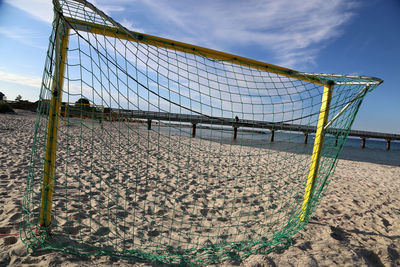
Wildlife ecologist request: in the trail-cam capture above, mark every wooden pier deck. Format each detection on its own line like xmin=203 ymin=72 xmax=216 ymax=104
xmin=102 ymin=109 xmax=400 ymax=150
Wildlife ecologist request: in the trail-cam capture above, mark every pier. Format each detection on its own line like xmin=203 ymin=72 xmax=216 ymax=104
xmin=98 ymin=109 xmax=400 ymax=150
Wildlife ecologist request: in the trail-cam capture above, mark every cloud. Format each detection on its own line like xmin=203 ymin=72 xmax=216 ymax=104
xmin=5 ymin=0 xmax=359 ymax=94
xmin=90 ymin=0 xmax=129 ymax=15
xmin=5 ymin=0 xmax=53 ymax=24
xmin=0 ymin=71 xmax=42 ymax=88
xmin=119 ymin=18 xmax=146 ymax=33
xmin=136 ymin=0 xmax=359 ymax=68
xmin=5 ymin=0 xmax=359 ymax=69
xmin=4 ymin=0 xmax=126 ymax=25
xmin=0 ymin=27 xmax=47 ymax=50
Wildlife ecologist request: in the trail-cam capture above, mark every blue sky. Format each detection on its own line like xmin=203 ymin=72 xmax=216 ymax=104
xmin=0 ymin=0 xmax=399 ymax=133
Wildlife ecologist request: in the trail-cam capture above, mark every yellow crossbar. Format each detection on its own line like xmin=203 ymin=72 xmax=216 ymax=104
xmin=39 ymin=27 xmax=70 ymax=227
xmin=300 ymin=84 xmax=333 ymax=221
xmin=64 ymin=17 xmax=327 ymax=87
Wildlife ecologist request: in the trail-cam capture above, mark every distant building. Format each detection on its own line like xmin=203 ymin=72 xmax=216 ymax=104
xmin=0 ymin=92 xmax=4 ymax=101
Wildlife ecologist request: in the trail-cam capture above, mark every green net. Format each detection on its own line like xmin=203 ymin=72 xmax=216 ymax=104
xmin=21 ymin=0 xmax=382 ymax=264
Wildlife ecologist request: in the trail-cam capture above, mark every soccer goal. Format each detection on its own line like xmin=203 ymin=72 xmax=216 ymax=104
xmin=21 ymin=0 xmax=382 ymax=264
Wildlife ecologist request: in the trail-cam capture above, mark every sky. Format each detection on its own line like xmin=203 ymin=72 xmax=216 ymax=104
xmin=0 ymin=0 xmax=399 ymax=133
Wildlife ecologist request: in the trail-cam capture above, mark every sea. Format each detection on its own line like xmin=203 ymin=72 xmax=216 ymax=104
xmin=143 ymin=124 xmax=400 ymax=152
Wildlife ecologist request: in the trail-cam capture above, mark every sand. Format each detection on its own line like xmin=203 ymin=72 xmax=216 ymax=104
xmin=0 ymin=109 xmax=399 ymax=266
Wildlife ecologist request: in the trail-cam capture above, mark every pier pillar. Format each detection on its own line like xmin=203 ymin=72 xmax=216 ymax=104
xmin=386 ymin=139 xmax=391 ymax=151
xmin=304 ymin=133 xmax=308 ymax=144
xmin=361 ymin=138 xmax=366 ymax=149
xmin=147 ymin=119 xmax=152 ymax=130
xmin=270 ymin=130 xmax=275 ymax=142
xmin=335 ymin=135 xmax=338 ymax=147
xmin=192 ymin=123 xmax=197 ymax=137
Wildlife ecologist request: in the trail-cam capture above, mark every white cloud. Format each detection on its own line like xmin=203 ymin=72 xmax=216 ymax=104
xmin=0 ymin=27 xmax=47 ymax=50
xmin=4 ymin=0 xmax=125 ymax=25
xmin=0 ymin=71 xmax=42 ymax=88
xmin=136 ymin=0 xmax=358 ymax=68
xmin=5 ymin=0 xmax=53 ymax=24
xmin=119 ymin=18 xmax=145 ymax=33
xmin=5 ymin=0 xmax=359 ymax=74
xmin=92 ymin=2 xmax=125 ymax=14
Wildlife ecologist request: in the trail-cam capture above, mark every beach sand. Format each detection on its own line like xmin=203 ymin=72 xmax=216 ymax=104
xmin=1 ymin=110 xmax=399 ymax=266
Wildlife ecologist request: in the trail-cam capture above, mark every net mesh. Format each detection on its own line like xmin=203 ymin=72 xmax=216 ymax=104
xmin=21 ymin=0 xmax=382 ymax=264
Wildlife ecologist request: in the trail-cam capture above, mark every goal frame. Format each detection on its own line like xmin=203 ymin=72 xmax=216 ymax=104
xmin=39 ymin=0 xmax=382 ymax=229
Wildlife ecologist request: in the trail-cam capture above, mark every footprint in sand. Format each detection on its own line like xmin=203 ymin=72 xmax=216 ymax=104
xmin=329 ymin=226 xmax=348 ymax=242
